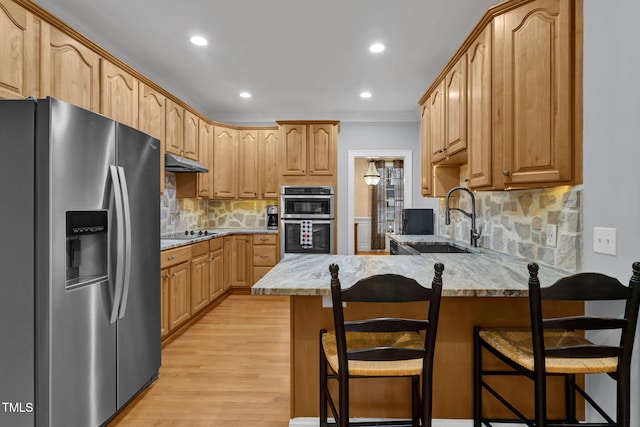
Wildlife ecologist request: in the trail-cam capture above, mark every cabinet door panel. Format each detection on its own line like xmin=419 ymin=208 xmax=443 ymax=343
xmin=429 ymin=81 xmax=446 ymax=162
xmin=260 ymin=129 xmax=279 ymax=199
xmin=169 ymin=262 xmax=190 ymax=331
xmin=139 ymin=83 xmax=165 ymax=193
xmin=183 ymin=110 xmax=199 ymax=160
xmin=420 ymin=103 xmax=432 ymax=196
xmin=190 ymin=254 xmax=209 ymax=314
xmin=309 ymin=124 xmax=333 ymax=175
xmin=467 ymin=26 xmax=492 ymax=188
xmin=501 ymin=0 xmax=571 ymax=185
xmin=0 ymin=0 xmax=36 ymax=99
xmin=208 ymin=249 xmax=224 ymax=301
xmin=281 ymin=124 xmax=306 ymax=175
xmin=238 ymin=129 xmax=259 ymax=198
xmin=445 ymin=55 xmax=467 ymax=156
xmin=41 ymin=24 xmax=100 ymax=112
xmin=213 ymin=126 xmax=238 ymax=198
xmin=165 ymin=99 xmax=184 ymax=156
xmin=160 ymin=269 xmax=169 ymax=339
xmin=100 ymin=60 xmax=138 ymax=128
xmin=198 ymin=120 xmax=213 ymax=198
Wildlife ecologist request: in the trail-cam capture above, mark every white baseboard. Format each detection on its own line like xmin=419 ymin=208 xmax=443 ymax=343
xmin=289 ymin=417 xmax=521 ymax=427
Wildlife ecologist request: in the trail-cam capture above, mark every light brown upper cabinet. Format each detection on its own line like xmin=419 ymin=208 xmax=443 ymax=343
xmin=100 ymin=60 xmax=138 ymax=129
xmin=165 ymin=99 xmax=199 ymax=162
xmin=138 ymin=83 xmax=166 ymax=193
xmin=419 ymin=0 xmax=581 ymax=194
xmin=40 ymin=23 xmax=100 ymax=112
xmin=466 ymin=25 xmax=492 ymax=189
xmin=198 ymin=120 xmax=213 ymax=198
xmin=259 ymin=128 xmax=279 ymax=199
xmin=420 ymin=103 xmax=432 ymax=197
xmin=0 ymin=0 xmax=37 ymax=99
xmin=238 ymin=129 xmax=259 ymax=199
xmin=443 ymin=54 xmax=467 ymax=163
xmin=428 ymin=82 xmax=446 ymax=163
xmin=277 ymin=121 xmax=339 ymax=187
xmin=213 ymin=126 xmax=238 ymax=199
xmin=165 ymin=99 xmax=184 ymax=157
xmin=183 ymin=110 xmax=199 ymax=161
xmin=495 ymin=0 xmax=573 ymax=187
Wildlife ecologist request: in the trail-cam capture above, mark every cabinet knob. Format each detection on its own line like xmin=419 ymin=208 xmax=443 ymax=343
xmin=503 ymin=170 xmax=510 ymax=177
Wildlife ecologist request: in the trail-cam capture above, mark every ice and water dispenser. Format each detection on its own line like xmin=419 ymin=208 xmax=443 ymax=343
xmin=65 ymin=210 xmax=108 ymax=289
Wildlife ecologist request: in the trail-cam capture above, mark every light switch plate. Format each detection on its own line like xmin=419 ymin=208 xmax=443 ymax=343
xmin=593 ymin=227 xmax=617 ymax=256
xmin=546 ymin=224 xmax=557 ymax=247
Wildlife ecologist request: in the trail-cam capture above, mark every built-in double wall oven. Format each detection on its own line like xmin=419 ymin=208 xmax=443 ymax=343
xmin=280 ymin=186 xmax=334 ymax=257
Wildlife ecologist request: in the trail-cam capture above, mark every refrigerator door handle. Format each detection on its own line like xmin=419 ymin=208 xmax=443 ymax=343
xmin=109 ymin=165 xmax=126 ymax=324
xmin=117 ymin=166 xmax=132 ymax=319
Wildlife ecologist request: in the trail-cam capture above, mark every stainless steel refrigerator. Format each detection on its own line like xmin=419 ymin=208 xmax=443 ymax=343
xmin=0 ymin=97 xmax=161 ymax=427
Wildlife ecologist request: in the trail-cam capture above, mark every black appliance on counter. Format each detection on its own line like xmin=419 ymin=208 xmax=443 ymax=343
xmin=402 ymin=208 xmax=434 ymax=235
xmin=267 ymin=205 xmax=278 ymax=229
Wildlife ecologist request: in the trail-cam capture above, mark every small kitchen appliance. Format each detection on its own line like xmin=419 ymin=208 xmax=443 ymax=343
xmin=267 ymin=205 xmax=278 ymax=229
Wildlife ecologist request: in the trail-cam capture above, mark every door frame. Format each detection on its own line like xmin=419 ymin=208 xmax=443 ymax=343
xmin=347 ymin=150 xmax=412 ymax=254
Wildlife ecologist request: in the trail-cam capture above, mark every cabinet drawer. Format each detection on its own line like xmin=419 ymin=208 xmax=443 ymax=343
xmin=253 ymin=266 xmax=273 ymax=283
xmin=161 ymin=246 xmax=192 ymax=269
xmin=209 ymin=237 xmax=223 ymax=252
xmin=252 ymin=234 xmax=277 ymax=245
xmin=253 ymin=246 xmax=276 ymax=266
xmin=191 ymin=241 xmax=209 ymax=257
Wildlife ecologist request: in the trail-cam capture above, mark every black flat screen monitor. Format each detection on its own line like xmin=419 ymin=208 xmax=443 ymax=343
xmin=402 ymin=208 xmax=434 ymax=235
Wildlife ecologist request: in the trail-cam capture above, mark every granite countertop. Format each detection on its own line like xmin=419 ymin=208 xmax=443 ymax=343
xmin=161 ymin=228 xmax=277 ymax=251
xmin=251 ymin=235 xmax=572 ymax=297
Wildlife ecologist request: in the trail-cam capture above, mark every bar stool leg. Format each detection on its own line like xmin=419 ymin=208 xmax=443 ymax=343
xmin=473 ymin=327 xmax=483 ymax=427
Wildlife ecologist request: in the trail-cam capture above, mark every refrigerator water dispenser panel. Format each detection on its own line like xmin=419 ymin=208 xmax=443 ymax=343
xmin=66 ymin=210 xmax=108 ymax=289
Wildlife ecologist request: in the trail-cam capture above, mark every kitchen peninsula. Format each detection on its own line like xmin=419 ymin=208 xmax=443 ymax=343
xmin=252 ymin=245 xmax=583 ymax=421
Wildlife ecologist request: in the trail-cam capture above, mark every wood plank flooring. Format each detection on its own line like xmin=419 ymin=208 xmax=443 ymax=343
xmin=108 ymin=294 xmax=291 ymax=427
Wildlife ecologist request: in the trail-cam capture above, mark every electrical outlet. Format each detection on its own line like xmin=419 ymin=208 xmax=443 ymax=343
xmin=546 ymin=224 xmax=557 ymax=247
xmin=593 ymin=227 xmax=617 ymax=256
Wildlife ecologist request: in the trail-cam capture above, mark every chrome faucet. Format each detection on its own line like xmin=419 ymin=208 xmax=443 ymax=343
xmin=445 ymin=186 xmax=481 ymax=247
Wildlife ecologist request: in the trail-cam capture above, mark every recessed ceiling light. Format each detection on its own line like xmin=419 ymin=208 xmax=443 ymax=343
xmin=190 ymin=36 xmax=208 ymax=46
xmin=360 ymin=92 xmax=372 ymax=99
xmin=239 ymin=92 xmax=252 ymax=99
xmin=369 ymin=43 xmax=385 ymax=53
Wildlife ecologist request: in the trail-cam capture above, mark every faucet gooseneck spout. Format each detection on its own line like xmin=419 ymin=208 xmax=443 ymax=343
xmin=445 ymin=186 xmax=481 ymax=247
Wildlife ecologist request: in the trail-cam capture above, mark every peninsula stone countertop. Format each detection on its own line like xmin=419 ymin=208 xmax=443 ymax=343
xmin=252 ymin=236 xmax=572 ymax=297
xmin=161 ymin=228 xmax=277 ymax=251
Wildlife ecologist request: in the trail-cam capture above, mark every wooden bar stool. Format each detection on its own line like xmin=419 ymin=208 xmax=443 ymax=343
xmin=474 ymin=262 xmax=640 ymax=427
xmin=319 ymin=262 xmax=444 ymax=427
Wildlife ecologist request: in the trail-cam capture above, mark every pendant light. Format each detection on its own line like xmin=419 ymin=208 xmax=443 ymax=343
xmin=364 ymin=160 xmax=380 ymax=186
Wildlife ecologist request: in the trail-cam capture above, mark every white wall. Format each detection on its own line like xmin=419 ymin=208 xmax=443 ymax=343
xmin=583 ymin=0 xmax=640 ymax=423
xmin=336 ymin=121 xmax=439 ymax=254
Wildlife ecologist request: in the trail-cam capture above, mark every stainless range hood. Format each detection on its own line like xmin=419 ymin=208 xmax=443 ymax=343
xmin=164 ymin=153 xmax=208 ymax=173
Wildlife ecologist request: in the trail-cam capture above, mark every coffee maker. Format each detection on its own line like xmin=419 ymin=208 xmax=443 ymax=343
xmin=266 ymin=205 xmax=278 ymax=229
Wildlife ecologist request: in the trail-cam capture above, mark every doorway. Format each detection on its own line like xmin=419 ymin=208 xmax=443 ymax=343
xmin=347 ymin=150 xmax=412 ymax=255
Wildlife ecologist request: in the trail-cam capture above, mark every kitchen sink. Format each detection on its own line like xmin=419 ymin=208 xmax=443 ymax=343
xmin=392 ymin=241 xmax=477 ymax=255
xmin=407 ymin=243 xmax=473 ymax=253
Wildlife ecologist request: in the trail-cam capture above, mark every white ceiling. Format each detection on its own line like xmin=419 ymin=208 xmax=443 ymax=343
xmin=33 ymin=0 xmax=500 ymax=123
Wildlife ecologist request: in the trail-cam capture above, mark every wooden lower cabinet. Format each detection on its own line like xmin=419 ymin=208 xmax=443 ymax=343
xmin=190 ymin=241 xmax=210 ymax=315
xmin=223 ymin=236 xmax=232 ymax=291
xmin=168 ymin=261 xmax=191 ymax=332
xmin=252 ymin=234 xmax=278 ymax=283
xmin=160 ymin=268 xmax=170 ymax=339
xmin=231 ymin=235 xmax=252 ymax=288
xmin=208 ymin=237 xmax=225 ymax=300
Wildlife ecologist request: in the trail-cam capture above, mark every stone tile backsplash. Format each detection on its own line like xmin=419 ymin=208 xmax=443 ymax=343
xmin=438 ymin=185 xmax=583 ymax=272
xmin=160 ymin=173 xmax=275 ymax=234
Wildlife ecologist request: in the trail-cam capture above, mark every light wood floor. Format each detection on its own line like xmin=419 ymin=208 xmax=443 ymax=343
xmin=108 ymin=294 xmax=291 ymax=427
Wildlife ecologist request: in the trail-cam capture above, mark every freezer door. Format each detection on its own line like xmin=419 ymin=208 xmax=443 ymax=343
xmin=46 ymin=98 xmax=117 ymax=427
xmin=0 ymin=100 xmax=36 ymax=427
xmin=115 ymin=123 xmax=161 ymax=408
